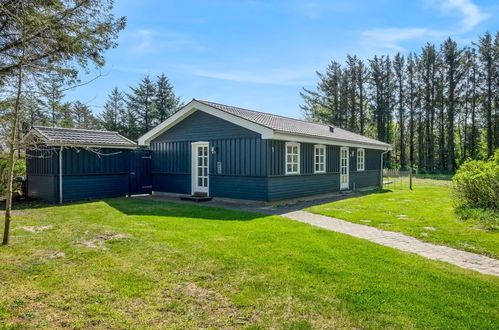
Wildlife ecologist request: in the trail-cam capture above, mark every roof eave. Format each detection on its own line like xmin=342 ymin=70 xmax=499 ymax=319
xmin=272 ymin=131 xmax=392 ymax=150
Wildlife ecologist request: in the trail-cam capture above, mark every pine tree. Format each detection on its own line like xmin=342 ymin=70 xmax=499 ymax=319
xmin=477 ymin=32 xmax=495 ymax=157
xmin=38 ymin=74 xmax=66 ymax=126
xmin=73 ymin=101 xmax=98 ymax=129
xmin=100 ymin=87 xmax=125 ymax=132
xmin=155 ymin=73 xmax=182 ymax=123
xmin=406 ymin=53 xmax=418 ymax=168
xmin=442 ymin=38 xmax=463 ymax=171
xmin=394 ymin=53 xmax=406 ymax=168
xmin=59 ymin=102 xmax=74 ymax=128
xmin=126 ymin=76 xmax=157 ymax=136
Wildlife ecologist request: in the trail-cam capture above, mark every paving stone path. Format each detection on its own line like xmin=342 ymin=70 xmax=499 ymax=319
xmin=282 ymin=210 xmax=499 ymax=277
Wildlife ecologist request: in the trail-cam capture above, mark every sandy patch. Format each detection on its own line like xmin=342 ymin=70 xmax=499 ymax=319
xmin=75 ymin=233 xmax=130 ymax=250
xmin=20 ymin=225 xmax=53 ymax=233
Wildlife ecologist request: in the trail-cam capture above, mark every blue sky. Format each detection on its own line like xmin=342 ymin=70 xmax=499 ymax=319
xmin=68 ymin=0 xmax=499 ymax=119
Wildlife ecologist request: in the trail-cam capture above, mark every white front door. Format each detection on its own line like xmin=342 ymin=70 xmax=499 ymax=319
xmin=191 ymin=142 xmax=209 ymax=195
xmin=340 ymin=147 xmax=349 ymax=190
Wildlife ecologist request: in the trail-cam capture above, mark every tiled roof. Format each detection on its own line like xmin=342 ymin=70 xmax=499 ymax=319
xmin=31 ymin=126 xmax=136 ymax=148
xmin=196 ymin=100 xmax=390 ymax=148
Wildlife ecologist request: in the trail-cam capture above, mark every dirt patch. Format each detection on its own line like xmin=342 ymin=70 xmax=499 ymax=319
xmin=75 ymin=233 xmax=130 ymax=250
xmin=20 ymin=225 xmax=53 ymax=233
xmin=157 ymin=281 xmax=253 ymax=327
xmin=47 ymin=252 xmax=66 ymax=259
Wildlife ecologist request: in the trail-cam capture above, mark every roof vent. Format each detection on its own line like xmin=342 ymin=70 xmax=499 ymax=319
xmin=329 ymin=125 xmax=335 ymax=133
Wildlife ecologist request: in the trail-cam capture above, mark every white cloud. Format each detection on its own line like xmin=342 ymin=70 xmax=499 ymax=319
xmin=134 ymin=29 xmax=154 ymax=52
xmin=439 ymin=0 xmax=490 ymax=32
xmin=361 ymin=28 xmax=432 ymax=52
xmin=192 ymin=68 xmax=315 ymax=86
xmin=361 ymin=0 xmax=489 ymax=52
xmin=130 ymin=29 xmax=207 ymax=53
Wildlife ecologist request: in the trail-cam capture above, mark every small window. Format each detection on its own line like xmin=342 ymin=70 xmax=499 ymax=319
xmin=285 ymin=142 xmax=300 ymax=175
xmin=357 ymin=148 xmax=365 ymax=171
xmin=314 ymin=145 xmax=326 ymax=173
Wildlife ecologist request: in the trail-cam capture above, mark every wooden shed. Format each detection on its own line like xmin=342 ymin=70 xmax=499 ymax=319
xmin=23 ymin=126 xmax=151 ymax=203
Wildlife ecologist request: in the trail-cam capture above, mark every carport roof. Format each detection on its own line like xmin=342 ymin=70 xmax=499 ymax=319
xmin=24 ymin=126 xmax=137 ymax=148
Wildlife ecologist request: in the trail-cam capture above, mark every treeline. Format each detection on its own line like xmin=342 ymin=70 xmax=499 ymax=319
xmin=19 ymin=73 xmax=182 ymax=141
xmin=301 ymin=32 xmax=499 ymax=172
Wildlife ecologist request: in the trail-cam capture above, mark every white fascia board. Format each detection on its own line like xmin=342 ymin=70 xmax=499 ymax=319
xmin=138 ymin=100 xmax=274 ymax=145
xmin=271 ymin=132 xmax=392 ymax=151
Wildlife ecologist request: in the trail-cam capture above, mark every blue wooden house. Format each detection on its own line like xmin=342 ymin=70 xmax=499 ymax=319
xmin=139 ymin=99 xmax=391 ymax=201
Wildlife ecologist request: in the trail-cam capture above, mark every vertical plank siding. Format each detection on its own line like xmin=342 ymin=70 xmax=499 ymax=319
xmin=149 ymin=109 xmax=384 ymax=202
xmin=27 ymin=148 xmax=151 ymax=202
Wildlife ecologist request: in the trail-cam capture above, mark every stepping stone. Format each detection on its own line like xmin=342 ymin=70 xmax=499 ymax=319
xmin=423 ymin=226 xmax=436 ymax=231
xmin=420 ymin=232 xmax=429 ymax=237
xmin=359 ymin=220 xmax=371 ymax=223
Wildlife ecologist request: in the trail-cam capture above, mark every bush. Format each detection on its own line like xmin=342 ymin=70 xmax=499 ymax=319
xmin=0 ymin=153 xmax=26 ymax=198
xmin=452 ymin=150 xmax=499 ymax=229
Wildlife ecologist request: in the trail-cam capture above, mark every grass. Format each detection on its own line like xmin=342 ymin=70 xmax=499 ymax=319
xmin=0 ymin=199 xmax=497 ymax=328
xmin=307 ymin=179 xmax=499 ymax=258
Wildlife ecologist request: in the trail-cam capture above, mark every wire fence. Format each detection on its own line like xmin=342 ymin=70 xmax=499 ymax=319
xmin=382 ymin=168 xmax=454 ymax=190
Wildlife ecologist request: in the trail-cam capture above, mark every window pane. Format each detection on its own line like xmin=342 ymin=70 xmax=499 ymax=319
xmin=204 ymin=178 xmax=208 ymax=186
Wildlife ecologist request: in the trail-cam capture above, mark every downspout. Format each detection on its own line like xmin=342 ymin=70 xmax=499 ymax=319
xmin=59 ymin=146 xmax=63 ymax=204
xmin=380 ymin=149 xmax=389 ymax=188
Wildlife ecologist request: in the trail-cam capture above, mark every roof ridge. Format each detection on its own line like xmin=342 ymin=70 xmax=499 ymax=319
xmin=195 ymin=99 xmax=336 ymax=129
xmin=33 ymin=125 xmax=119 ymax=134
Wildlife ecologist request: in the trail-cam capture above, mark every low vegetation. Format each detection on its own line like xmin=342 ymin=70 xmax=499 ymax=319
xmin=0 ymin=154 xmax=25 ymax=197
xmin=452 ymin=151 xmax=499 ymax=230
xmin=0 ymin=198 xmax=497 ymax=328
xmin=308 ymin=179 xmax=499 ymax=258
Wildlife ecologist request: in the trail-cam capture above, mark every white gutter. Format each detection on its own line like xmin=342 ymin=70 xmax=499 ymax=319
xmin=380 ymin=149 xmax=389 ymax=187
xmin=59 ymin=146 xmax=63 ymax=204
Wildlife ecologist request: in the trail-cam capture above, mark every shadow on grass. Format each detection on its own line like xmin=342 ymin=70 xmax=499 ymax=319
xmin=104 ymin=197 xmax=263 ymax=221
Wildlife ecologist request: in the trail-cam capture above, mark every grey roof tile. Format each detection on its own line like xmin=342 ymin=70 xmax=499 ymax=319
xmin=196 ymin=99 xmax=390 ymax=148
xmin=32 ymin=126 xmax=136 ymax=147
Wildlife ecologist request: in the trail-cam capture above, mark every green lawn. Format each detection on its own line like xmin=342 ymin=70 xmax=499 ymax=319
xmin=307 ymin=182 xmax=499 ymax=258
xmin=0 ymin=198 xmax=498 ymax=328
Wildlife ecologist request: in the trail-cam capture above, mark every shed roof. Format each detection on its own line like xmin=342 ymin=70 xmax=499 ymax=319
xmin=195 ymin=100 xmax=391 ymax=148
xmin=25 ymin=126 xmax=137 ymax=148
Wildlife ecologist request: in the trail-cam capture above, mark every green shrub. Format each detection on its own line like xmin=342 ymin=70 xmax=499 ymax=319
xmin=453 ymin=150 xmax=499 ymax=210
xmin=0 ymin=154 xmax=26 ymax=197
xmin=452 ymin=150 xmax=499 ymax=229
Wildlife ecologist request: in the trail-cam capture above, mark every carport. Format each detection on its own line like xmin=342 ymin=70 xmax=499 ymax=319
xmin=22 ymin=126 xmax=151 ymax=203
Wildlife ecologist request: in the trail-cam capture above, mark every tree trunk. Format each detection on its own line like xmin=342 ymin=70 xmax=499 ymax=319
xmin=3 ymin=62 xmax=23 ymax=246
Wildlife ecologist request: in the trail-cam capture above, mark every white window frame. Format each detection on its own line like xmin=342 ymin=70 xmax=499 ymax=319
xmin=314 ymin=144 xmax=326 ymax=173
xmin=357 ymin=148 xmax=365 ymax=171
xmin=285 ymin=142 xmax=300 ymax=175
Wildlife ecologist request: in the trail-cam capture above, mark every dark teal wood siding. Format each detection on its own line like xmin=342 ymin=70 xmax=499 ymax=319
xmin=154 ymin=110 xmax=260 ymax=142
xmin=268 ymin=174 xmax=340 ymax=201
xmin=349 ymin=170 xmax=381 ymax=189
xmin=326 ymin=145 xmax=340 ymax=173
xmin=27 ymin=175 xmax=58 ymax=202
xmin=211 ymin=176 xmax=267 ymax=201
xmin=150 ymin=110 xmax=268 ymax=200
xmin=62 ymin=174 xmax=129 ymax=201
xmin=149 ymin=110 xmax=384 ymax=201
xmin=26 ymin=148 xmax=149 ymax=202
xmin=153 ymin=173 xmax=191 ymax=194
xmin=26 ymin=147 xmax=59 ymax=202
